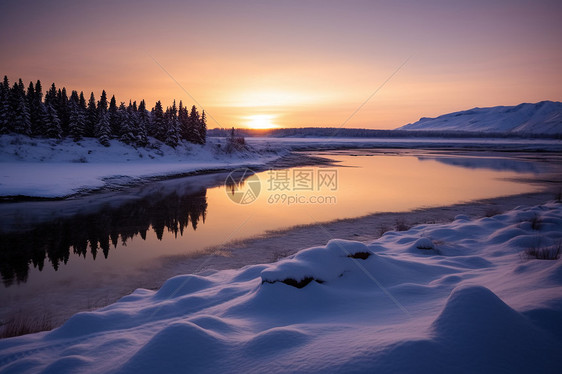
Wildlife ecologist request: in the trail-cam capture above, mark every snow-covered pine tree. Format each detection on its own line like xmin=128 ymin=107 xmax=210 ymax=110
xmin=44 ymin=83 xmax=57 ymax=107
xmin=26 ymin=81 xmax=39 ymax=134
xmin=199 ymin=110 xmax=207 ymax=144
xmin=10 ymin=81 xmax=31 ymax=135
xmin=86 ymin=92 xmax=98 ymax=137
xmin=178 ymin=100 xmax=189 ymax=141
xmin=97 ymin=90 xmax=108 ymax=114
xmin=69 ymin=91 xmax=87 ymax=141
xmin=36 ymin=101 xmax=50 ymax=137
xmin=45 ymin=103 xmax=62 ymax=139
xmin=118 ymin=102 xmax=135 ymax=144
xmin=188 ymin=105 xmax=201 ymax=144
xmin=0 ymin=77 xmax=9 ymax=134
xmin=163 ymin=104 xmax=179 ymax=147
xmin=78 ymin=91 xmax=87 ymax=111
xmin=136 ymin=99 xmax=149 ymax=146
xmin=108 ymin=95 xmax=119 ymax=137
xmin=32 ymin=80 xmax=43 ymax=136
xmin=57 ymin=87 xmax=70 ymax=135
xmin=150 ymin=100 xmax=165 ymax=141
xmin=165 ymin=117 xmax=180 ymax=147
xmin=95 ymin=111 xmax=111 ymax=146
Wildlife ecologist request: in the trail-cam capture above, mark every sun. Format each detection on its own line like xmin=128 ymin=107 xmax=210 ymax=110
xmin=244 ymin=114 xmax=279 ymax=129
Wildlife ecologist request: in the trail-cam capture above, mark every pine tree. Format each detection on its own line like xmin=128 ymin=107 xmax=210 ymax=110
xmin=163 ymin=101 xmax=180 ymax=147
xmin=35 ymin=102 xmax=49 ymax=137
xmin=136 ymin=99 xmax=149 ymax=146
xmin=26 ymin=81 xmax=38 ymax=133
xmin=45 ymin=83 xmax=57 ymax=107
xmin=86 ymin=92 xmax=98 ymax=137
xmin=79 ymin=91 xmax=86 ymax=110
xmin=69 ymin=92 xmax=86 ymax=141
xmin=97 ymin=90 xmax=108 ymax=114
xmin=199 ymin=110 xmax=207 ymax=144
xmin=32 ymin=80 xmax=43 ymax=136
xmin=150 ymin=100 xmax=165 ymax=141
xmin=108 ymin=95 xmax=119 ymax=136
xmin=57 ymin=87 xmax=69 ymax=135
xmin=45 ymin=103 xmax=62 ymax=138
xmin=34 ymin=80 xmax=43 ymax=103
xmin=95 ymin=111 xmax=111 ymax=146
xmin=118 ymin=102 xmax=135 ymax=144
xmin=1 ymin=76 xmax=8 ymax=92
xmin=10 ymin=82 xmax=31 ymax=135
xmin=188 ymin=105 xmax=201 ymax=144
xmin=0 ymin=76 xmax=9 ymax=133
xmin=178 ymin=100 xmax=189 ymax=141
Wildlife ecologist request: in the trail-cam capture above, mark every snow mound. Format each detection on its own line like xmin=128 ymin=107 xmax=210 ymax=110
xmin=1 ymin=203 xmax=562 ymax=373
xmin=398 ymin=101 xmax=562 ymax=134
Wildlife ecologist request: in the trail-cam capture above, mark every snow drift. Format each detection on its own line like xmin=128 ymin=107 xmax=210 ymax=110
xmin=398 ymin=101 xmax=562 ymax=134
xmin=0 ymin=202 xmax=561 ymax=373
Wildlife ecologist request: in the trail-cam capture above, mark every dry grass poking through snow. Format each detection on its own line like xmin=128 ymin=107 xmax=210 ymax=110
xmin=0 ymin=314 xmax=52 ymax=339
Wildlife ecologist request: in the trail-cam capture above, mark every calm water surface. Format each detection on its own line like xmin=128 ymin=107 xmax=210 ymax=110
xmin=0 ymin=150 xmax=556 ymax=307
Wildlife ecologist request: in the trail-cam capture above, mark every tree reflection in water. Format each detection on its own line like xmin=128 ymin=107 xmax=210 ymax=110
xmin=0 ymin=188 xmax=208 ymax=287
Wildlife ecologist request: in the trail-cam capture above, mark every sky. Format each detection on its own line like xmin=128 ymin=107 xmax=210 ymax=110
xmin=1 ymin=0 xmax=561 ymax=130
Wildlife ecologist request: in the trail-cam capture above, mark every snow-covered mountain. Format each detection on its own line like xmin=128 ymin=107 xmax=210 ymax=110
xmin=398 ymin=101 xmax=562 ymax=134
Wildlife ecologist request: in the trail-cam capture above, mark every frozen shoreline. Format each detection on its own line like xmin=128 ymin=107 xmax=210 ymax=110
xmin=1 ymin=134 xmax=561 ymax=199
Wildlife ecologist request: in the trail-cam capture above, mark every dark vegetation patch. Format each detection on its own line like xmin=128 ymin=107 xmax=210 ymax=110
xmin=262 ymin=277 xmax=324 ymax=289
xmin=395 ymin=219 xmax=410 ymax=232
xmin=522 ymin=242 xmax=561 ymax=260
xmin=347 ymin=251 xmax=371 ymax=259
xmin=0 ymin=314 xmax=52 ymax=339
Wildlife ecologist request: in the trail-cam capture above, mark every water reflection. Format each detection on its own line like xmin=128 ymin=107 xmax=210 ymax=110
xmin=0 ymin=151 xmax=553 ymax=291
xmin=417 ymin=155 xmax=546 ymax=173
xmin=0 ymin=188 xmax=207 ymax=286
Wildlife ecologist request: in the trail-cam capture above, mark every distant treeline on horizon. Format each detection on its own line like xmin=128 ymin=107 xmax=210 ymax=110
xmin=209 ymin=127 xmax=562 ymax=139
xmin=0 ymin=76 xmax=207 ymax=147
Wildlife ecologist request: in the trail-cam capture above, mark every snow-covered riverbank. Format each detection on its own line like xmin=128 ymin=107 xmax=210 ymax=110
xmin=0 ymin=135 xmax=283 ymax=198
xmin=2 ymin=134 xmax=562 ymax=198
xmin=1 ymin=200 xmax=561 ymax=373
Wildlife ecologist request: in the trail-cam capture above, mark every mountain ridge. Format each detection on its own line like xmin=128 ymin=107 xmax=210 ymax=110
xmin=398 ymin=101 xmax=562 ymax=134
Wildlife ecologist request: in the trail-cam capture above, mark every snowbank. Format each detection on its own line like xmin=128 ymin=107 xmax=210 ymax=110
xmin=1 ymin=202 xmax=561 ymax=373
xmin=0 ymin=135 xmax=282 ymax=198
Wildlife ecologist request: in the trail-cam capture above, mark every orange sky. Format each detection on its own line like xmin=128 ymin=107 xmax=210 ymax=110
xmin=1 ymin=0 xmax=561 ymax=129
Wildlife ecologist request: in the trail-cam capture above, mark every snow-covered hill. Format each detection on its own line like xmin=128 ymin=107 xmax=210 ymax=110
xmin=398 ymin=101 xmax=562 ymax=134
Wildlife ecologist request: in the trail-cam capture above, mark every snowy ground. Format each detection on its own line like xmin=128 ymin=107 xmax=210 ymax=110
xmin=0 ymin=135 xmax=283 ymax=198
xmin=1 ymin=201 xmax=561 ymax=373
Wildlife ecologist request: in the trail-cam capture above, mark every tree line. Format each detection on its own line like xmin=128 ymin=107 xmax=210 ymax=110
xmin=0 ymin=76 xmax=207 ymax=147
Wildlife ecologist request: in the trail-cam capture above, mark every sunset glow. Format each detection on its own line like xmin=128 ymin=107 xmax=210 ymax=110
xmin=244 ymin=114 xmax=279 ymax=129
xmin=0 ymin=0 xmax=560 ymax=129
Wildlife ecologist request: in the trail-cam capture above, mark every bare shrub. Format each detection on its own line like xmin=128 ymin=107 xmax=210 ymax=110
xmin=522 ymin=242 xmax=561 ymax=260
xmin=377 ymin=224 xmax=390 ymax=237
xmin=395 ymin=219 xmax=410 ymax=232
